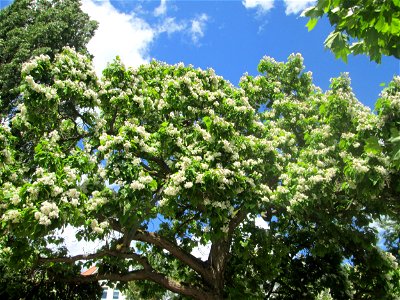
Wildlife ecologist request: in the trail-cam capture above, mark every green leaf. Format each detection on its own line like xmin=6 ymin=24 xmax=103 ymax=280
xmin=303 ymin=6 xmax=322 ymax=18
xmin=306 ymin=18 xmax=319 ymax=31
xmin=324 ymin=31 xmax=350 ymax=62
xmin=375 ymin=15 xmax=389 ymax=33
xmin=350 ymin=41 xmax=365 ymax=55
xmin=149 ymin=179 xmax=158 ymax=191
xmin=202 ymin=116 xmax=212 ymax=130
xmin=390 ymin=18 xmax=400 ymax=34
xmin=364 ymin=136 xmax=382 ymax=155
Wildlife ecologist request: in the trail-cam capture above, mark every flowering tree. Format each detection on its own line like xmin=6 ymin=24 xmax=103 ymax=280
xmin=1 ymin=48 xmax=399 ymax=299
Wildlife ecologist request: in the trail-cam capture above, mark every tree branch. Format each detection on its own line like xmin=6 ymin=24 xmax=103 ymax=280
xmin=207 ymin=208 xmax=247 ymax=292
xmin=38 ymin=250 xmax=150 ymax=269
xmin=67 ymin=270 xmax=211 ymax=299
xmin=133 ymin=230 xmax=211 ymax=281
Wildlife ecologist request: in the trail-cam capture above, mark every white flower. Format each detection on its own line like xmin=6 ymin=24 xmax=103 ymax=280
xmin=28 ymin=185 xmax=39 ymax=200
xmin=164 ymin=185 xmax=180 ymax=196
xmin=170 ymin=172 xmax=186 ymax=185
xmin=352 ymin=158 xmax=369 ymax=173
xmin=195 ymin=173 xmax=204 ymax=184
xmin=2 ymin=209 xmax=21 ymax=223
xmin=309 ymin=175 xmax=324 ymax=184
xmin=139 ymin=174 xmax=153 ymax=184
xmin=158 ymin=198 xmax=168 ymax=207
xmin=51 ymin=186 xmax=63 ymax=197
xmin=70 ymin=198 xmax=79 ymax=206
xmin=11 ymin=193 xmax=20 ymax=205
xmin=40 ymin=201 xmax=59 ymax=219
xmin=90 ymin=219 xmax=105 ymax=234
xmin=184 ymin=182 xmax=193 ymax=189
xmin=130 ymin=181 xmax=145 ymax=191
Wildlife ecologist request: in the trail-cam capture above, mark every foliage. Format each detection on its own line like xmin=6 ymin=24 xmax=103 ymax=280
xmin=125 ymin=281 xmax=178 ymax=300
xmin=0 ymin=236 xmax=102 ymax=299
xmin=304 ymin=0 xmax=400 ymax=62
xmin=0 ymin=0 xmax=98 ymax=118
xmin=1 ymin=48 xmax=400 ymax=299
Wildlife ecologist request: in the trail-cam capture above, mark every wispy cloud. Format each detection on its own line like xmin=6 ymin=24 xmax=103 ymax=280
xmin=190 ymin=14 xmax=209 ymax=45
xmin=242 ymin=0 xmax=315 ymax=15
xmin=242 ymin=0 xmax=274 ymax=14
xmin=157 ymin=17 xmax=186 ymax=36
xmin=283 ymin=0 xmax=316 ymax=15
xmin=154 ymin=0 xmax=167 ymax=17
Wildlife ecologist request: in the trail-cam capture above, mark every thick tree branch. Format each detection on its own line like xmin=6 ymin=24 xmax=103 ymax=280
xmin=208 ymin=208 xmax=247 ymax=263
xmin=207 ymin=208 xmax=247 ymax=292
xmin=38 ymin=248 xmax=213 ymax=298
xmin=138 ymin=152 xmax=171 ymax=175
xmin=38 ymin=250 xmax=150 ymax=269
xmin=67 ymin=270 xmax=211 ymax=299
xmin=133 ymin=230 xmax=211 ymax=281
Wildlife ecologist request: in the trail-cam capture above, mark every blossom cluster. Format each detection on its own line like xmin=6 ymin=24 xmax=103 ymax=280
xmin=34 ymin=201 xmax=60 ymax=226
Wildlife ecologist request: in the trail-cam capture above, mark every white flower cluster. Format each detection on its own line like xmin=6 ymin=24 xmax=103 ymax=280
xmin=221 ymin=139 xmax=235 ymax=153
xmin=90 ymin=219 xmax=108 ymax=234
xmin=36 ymin=172 xmax=56 ymax=186
xmin=164 ymin=185 xmax=180 ymax=196
xmin=209 ymin=199 xmax=234 ymax=213
xmin=34 ymin=201 xmax=60 ymax=226
xmin=62 ymin=188 xmax=80 ymax=206
xmin=21 ymin=54 xmax=50 ymax=74
xmin=2 ymin=209 xmax=21 ymax=223
xmin=63 ymin=166 xmax=78 ymax=184
xmin=351 ymin=157 xmax=369 ymax=173
xmin=55 ymin=47 xmax=96 ymax=76
xmin=25 ymin=75 xmax=58 ymax=100
xmin=193 ymin=123 xmax=212 ymax=142
xmin=129 ymin=171 xmax=154 ymax=191
xmin=51 ymin=186 xmax=63 ymax=197
xmin=87 ymin=191 xmax=108 ymax=211
xmin=130 ymin=180 xmax=145 ymax=191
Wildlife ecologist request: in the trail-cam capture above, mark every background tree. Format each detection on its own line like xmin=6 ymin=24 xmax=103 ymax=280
xmin=0 ymin=0 xmax=99 ymax=297
xmin=0 ymin=249 xmax=102 ymax=300
xmin=0 ymin=0 xmax=98 ymax=118
xmin=1 ymin=48 xmax=399 ymax=299
xmin=304 ymin=0 xmax=400 ymax=63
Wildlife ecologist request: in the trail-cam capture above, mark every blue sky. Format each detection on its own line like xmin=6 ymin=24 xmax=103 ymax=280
xmin=1 ymin=0 xmax=399 ymax=108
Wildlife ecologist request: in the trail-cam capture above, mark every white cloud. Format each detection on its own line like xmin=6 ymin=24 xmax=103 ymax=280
xmin=283 ymin=0 xmax=316 ymax=15
xmin=81 ymin=0 xmax=155 ymax=75
xmin=242 ymin=0 xmax=274 ymax=13
xmin=255 ymin=216 xmax=269 ymax=230
xmin=81 ymin=0 xmax=209 ymax=74
xmin=157 ymin=17 xmax=187 ymax=36
xmin=242 ymin=0 xmax=315 ymax=15
xmin=190 ymin=14 xmax=209 ymax=45
xmin=154 ymin=0 xmax=167 ymax=16
xmin=56 ymin=226 xmax=105 ymax=256
xmin=191 ymin=241 xmax=211 ymax=261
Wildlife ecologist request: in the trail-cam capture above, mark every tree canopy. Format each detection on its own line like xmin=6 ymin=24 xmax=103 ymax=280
xmin=304 ymin=0 xmax=400 ymax=63
xmin=1 ymin=48 xmax=399 ymax=299
xmin=0 ymin=0 xmax=98 ymax=118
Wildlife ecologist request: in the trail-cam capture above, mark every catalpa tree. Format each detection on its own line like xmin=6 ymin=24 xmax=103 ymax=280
xmin=1 ymin=48 xmax=399 ymax=299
